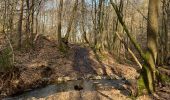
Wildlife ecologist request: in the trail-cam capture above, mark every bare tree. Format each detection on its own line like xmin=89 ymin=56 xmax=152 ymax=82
xmin=17 ymin=0 xmax=24 ymax=49
xmin=58 ymin=0 xmax=63 ymax=48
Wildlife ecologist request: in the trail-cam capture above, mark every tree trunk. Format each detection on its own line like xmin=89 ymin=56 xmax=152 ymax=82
xmin=145 ymin=0 xmax=158 ymax=92
xmin=58 ymin=0 xmax=63 ymax=48
xmin=18 ymin=0 xmax=24 ymax=49
xmin=31 ymin=0 xmax=35 ymax=48
xmin=162 ymin=0 xmax=168 ymax=64
xmin=81 ymin=0 xmax=89 ymax=44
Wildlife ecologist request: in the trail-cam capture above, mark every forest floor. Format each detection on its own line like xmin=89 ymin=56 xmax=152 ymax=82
xmin=0 ymin=35 xmax=170 ymax=100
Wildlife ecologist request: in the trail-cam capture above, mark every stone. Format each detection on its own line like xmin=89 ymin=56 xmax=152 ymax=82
xmin=94 ymin=76 xmax=102 ymax=80
xmin=57 ymin=77 xmax=63 ymax=82
xmin=63 ymin=77 xmax=71 ymax=81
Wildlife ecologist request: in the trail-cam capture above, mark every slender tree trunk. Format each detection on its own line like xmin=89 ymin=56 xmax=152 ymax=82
xmin=35 ymin=0 xmax=42 ymax=35
xmin=164 ymin=0 xmax=170 ymax=64
xmin=95 ymin=0 xmax=103 ymax=50
xmin=26 ymin=0 xmax=30 ymax=39
xmin=92 ymin=0 xmax=97 ymax=47
xmin=31 ymin=0 xmax=35 ymax=48
xmin=81 ymin=0 xmax=89 ymax=44
xmin=18 ymin=0 xmax=24 ymax=49
xmin=58 ymin=0 xmax=63 ymax=48
xmin=168 ymin=2 xmax=170 ymax=57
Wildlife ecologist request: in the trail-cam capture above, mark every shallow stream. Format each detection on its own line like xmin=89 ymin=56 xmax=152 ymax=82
xmin=4 ymin=79 xmax=128 ymax=100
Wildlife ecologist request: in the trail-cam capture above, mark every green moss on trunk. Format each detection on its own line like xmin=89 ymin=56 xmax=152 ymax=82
xmin=138 ymin=64 xmax=154 ymax=95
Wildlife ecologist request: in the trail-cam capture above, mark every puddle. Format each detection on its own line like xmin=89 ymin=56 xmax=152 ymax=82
xmin=4 ymin=79 xmax=128 ymax=100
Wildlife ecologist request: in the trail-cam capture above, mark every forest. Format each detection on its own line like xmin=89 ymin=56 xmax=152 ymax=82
xmin=0 ymin=0 xmax=170 ymax=100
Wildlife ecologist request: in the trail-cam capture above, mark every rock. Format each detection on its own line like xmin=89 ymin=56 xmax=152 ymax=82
xmin=57 ymin=77 xmax=63 ymax=82
xmin=85 ymin=74 xmax=93 ymax=79
xmin=96 ymin=68 xmax=104 ymax=75
xmin=12 ymin=80 xmax=20 ymax=84
xmin=30 ymin=97 xmax=37 ymax=100
xmin=70 ymin=77 xmax=77 ymax=81
xmin=63 ymin=77 xmax=71 ymax=81
xmin=93 ymin=76 xmax=102 ymax=80
xmin=42 ymin=78 xmax=50 ymax=82
xmin=56 ymin=76 xmax=77 ymax=83
xmin=102 ymin=76 xmax=111 ymax=80
xmin=110 ymin=74 xmax=120 ymax=80
xmin=74 ymin=85 xmax=83 ymax=91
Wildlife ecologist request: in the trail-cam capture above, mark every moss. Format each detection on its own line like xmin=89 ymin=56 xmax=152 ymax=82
xmin=137 ymin=64 xmax=154 ymax=95
xmin=160 ymin=74 xmax=170 ymax=83
xmin=128 ymin=95 xmax=136 ymax=100
xmin=144 ymin=52 xmax=149 ymax=60
xmin=20 ymin=39 xmax=33 ymax=51
xmin=137 ymin=75 xmax=148 ymax=95
xmin=97 ymin=53 xmax=107 ymax=61
xmin=59 ymin=45 xmax=67 ymax=53
xmin=0 ymin=47 xmax=13 ymax=72
xmin=59 ymin=43 xmax=69 ymax=55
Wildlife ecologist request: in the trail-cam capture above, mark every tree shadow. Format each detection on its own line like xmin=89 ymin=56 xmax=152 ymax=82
xmin=72 ymin=46 xmax=97 ymax=75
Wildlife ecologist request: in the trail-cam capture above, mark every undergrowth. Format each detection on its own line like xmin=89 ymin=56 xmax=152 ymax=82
xmin=0 ymin=47 xmax=13 ymax=72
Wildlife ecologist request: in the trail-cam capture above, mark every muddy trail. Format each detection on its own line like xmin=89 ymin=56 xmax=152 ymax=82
xmin=72 ymin=46 xmax=96 ymax=75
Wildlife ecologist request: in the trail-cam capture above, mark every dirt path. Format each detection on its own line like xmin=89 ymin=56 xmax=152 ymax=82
xmin=72 ymin=46 xmax=96 ymax=75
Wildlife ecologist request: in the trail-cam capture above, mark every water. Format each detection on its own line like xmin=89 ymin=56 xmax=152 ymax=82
xmin=4 ymin=79 xmax=128 ymax=100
